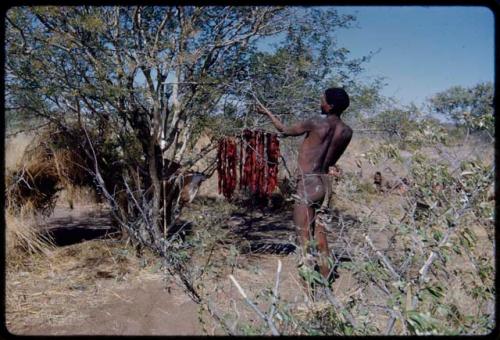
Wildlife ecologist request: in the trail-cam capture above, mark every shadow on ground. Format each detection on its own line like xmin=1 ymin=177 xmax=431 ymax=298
xmin=216 ymin=203 xmax=363 ymax=258
xmin=42 ymin=208 xmax=119 ymax=246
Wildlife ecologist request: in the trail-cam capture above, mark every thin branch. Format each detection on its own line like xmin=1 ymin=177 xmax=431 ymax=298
xmin=322 ymin=287 xmax=357 ymax=327
xmin=229 ymin=274 xmax=280 ymax=335
xmin=417 ymin=227 xmax=453 ymax=285
xmin=269 ymin=259 xmax=282 ymax=319
xmin=365 ymin=235 xmax=401 ymax=281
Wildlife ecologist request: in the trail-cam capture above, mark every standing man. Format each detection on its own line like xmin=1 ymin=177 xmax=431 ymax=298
xmin=257 ymin=88 xmax=353 ymax=282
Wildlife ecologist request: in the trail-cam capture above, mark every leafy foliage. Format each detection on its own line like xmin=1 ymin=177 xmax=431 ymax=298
xmin=428 ymin=82 xmax=494 ymax=134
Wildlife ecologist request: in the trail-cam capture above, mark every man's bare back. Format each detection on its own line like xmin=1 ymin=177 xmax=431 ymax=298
xmin=257 ymin=88 xmax=352 ymax=283
xmin=295 ymin=116 xmax=352 ymax=210
xmin=297 ymin=115 xmax=352 ymax=175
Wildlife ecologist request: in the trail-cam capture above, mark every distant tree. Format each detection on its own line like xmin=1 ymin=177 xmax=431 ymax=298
xmin=365 ymin=102 xmax=420 ymax=140
xmin=428 ymin=82 xmax=494 ymax=134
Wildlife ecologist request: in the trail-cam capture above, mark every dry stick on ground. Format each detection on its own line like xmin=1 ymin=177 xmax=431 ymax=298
xmin=417 ymin=227 xmax=453 ymax=285
xmin=322 ymin=288 xmax=358 ymax=328
xmin=268 ymin=259 xmax=282 ymax=320
xmin=365 ymin=234 xmax=401 ymax=281
xmin=229 ymin=274 xmax=280 ymax=335
xmin=230 ymin=299 xmax=241 ymax=333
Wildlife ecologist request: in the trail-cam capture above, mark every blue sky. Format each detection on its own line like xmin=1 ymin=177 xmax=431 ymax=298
xmin=259 ymin=6 xmax=494 ymax=107
xmin=335 ymin=6 xmax=494 ymax=106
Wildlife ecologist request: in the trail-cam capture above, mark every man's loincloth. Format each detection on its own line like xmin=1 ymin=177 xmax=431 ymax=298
xmin=294 ymin=173 xmax=332 ymax=209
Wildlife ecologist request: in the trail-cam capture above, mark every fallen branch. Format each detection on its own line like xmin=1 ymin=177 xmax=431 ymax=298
xmin=384 ymin=313 xmax=397 ymax=335
xmin=229 ymin=274 xmax=280 ymax=335
xmin=418 ymin=227 xmax=453 ymax=285
xmin=269 ymin=259 xmax=282 ymax=319
xmin=323 ymin=288 xmax=357 ymax=328
xmin=365 ymin=235 xmax=401 ymax=281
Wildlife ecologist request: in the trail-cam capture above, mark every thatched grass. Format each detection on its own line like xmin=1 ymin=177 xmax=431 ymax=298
xmin=4 ymin=125 xmax=102 ymax=268
xmin=5 ymin=126 xmax=96 ymax=215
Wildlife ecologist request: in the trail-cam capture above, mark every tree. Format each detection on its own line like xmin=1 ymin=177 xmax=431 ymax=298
xmin=6 ymin=6 xmax=293 ymax=249
xmin=428 ymin=82 xmax=494 ymax=134
xmin=238 ymin=8 xmax=379 ymax=123
xmin=5 ymin=6 xmax=371 ymax=253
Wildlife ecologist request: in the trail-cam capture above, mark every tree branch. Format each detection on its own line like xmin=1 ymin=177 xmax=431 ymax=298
xmin=229 ymin=274 xmax=280 ymax=335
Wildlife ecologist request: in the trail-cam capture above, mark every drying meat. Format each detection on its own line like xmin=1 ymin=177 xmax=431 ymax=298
xmin=266 ymin=133 xmax=280 ymax=195
xmin=218 ymin=130 xmax=280 ymax=200
xmin=217 ymin=137 xmax=238 ymax=200
xmin=256 ymin=131 xmax=267 ymax=198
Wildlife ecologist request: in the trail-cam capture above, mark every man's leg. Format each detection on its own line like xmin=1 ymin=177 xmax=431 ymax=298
xmin=293 ymin=202 xmax=315 ymax=254
xmin=314 ymin=218 xmax=331 ymax=280
xmin=293 ymin=201 xmax=318 ymax=297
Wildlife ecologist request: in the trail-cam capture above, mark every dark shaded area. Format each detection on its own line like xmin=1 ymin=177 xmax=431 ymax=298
xmin=221 ymin=204 xmax=362 ymax=258
xmin=167 ymin=220 xmax=194 ymax=240
xmin=225 ymin=209 xmax=297 ymax=255
xmin=42 ymin=209 xmax=119 ymax=247
xmin=45 ymin=226 xmax=119 ymax=247
xmin=245 ymin=242 xmax=296 ymax=254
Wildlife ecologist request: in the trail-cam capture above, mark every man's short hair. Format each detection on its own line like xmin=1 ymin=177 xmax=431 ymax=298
xmin=325 ymin=88 xmax=350 ymax=113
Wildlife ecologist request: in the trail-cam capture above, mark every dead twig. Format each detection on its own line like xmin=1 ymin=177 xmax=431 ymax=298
xmin=417 ymin=227 xmax=453 ymax=285
xmin=268 ymin=259 xmax=282 ymax=320
xmin=365 ymin=234 xmax=401 ymax=281
xmin=322 ymin=288 xmax=357 ymax=328
xmin=229 ymin=274 xmax=280 ymax=335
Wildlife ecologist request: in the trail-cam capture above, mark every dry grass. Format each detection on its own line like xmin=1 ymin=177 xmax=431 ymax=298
xmin=58 ymin=186 xmax=100 ymax=209
xmin=6 ymin=208 xmax=54 ymax=268
xmin=5 ymin=133 xmax=34 ymax=171
xmin=5 ymin=127 xmax=95 ymax=214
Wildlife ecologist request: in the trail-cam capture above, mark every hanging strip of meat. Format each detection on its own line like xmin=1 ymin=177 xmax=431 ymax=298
xmin=266 ymin=133 xmax=280 ymax=195
xmin=217 ymin=138 xmax=224 ymax=195
xmin=257 ymin=131 xmax=267 ymax=198
xmin=249 ymin=130 xmax=258 ymax=194
xmin=217 ymin=137 xmax=238 ymax=200
xmin=219 ymin=130 xmax=280 ymax=201
xmin=225 ymin=138 xmax=237 ymax=199
xmin=242 ymin=129 xmax=253 ymax=189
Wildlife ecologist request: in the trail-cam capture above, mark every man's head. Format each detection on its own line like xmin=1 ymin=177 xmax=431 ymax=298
xmin=321 ymin=88 xmax=350 ymax=115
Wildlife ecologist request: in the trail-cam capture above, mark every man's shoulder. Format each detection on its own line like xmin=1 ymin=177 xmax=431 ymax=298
xmin=342 ymin=123 xmax=353 ymax=133
xmin=335 ymin=120 xmax=353 ymax=137
xmin=300 ymin=116 xmax=324 ymax=129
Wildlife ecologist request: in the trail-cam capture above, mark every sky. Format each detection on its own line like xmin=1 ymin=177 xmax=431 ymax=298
xmin=260 ymin=6 xmax=494 ymax=108
xmin=335 ymin=6 xmax=494 ymax=106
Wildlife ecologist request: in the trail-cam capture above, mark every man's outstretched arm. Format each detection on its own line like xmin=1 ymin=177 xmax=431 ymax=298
xmin=256 ymin=104 xmax=314 ymax=136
